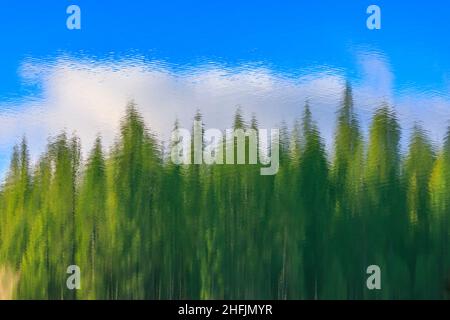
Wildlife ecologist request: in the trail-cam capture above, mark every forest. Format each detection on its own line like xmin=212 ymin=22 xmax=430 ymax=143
xmin=1 ymin=83 xmax=450 ymax=299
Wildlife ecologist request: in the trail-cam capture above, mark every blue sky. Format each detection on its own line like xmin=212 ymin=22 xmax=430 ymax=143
xmin=0 ymin=1 xmax=450 ymax=175
xmin=0 ymin=0 xmax=449 ymax=97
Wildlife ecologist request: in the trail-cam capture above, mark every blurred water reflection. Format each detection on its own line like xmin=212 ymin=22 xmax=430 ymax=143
xmin=0 ymin=52 xmax=450 ymax=299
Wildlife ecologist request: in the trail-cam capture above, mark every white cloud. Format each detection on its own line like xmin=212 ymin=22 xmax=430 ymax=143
xmin=0 ymin=58 xmax=345 ymax=167
xmin=1 ymin=53 xmax=450 ymax=177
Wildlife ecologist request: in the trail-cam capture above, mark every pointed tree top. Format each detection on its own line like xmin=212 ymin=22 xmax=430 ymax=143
xmin=302 ymin=101 xmax=313 ymax=135
xmin=342 ymin=82 xmax=354 ymax=112
xmin=173 ymin=118 xmax=180 ymax=130
xmin=233 ymin=106 xmax=246 ymax=129
xmin=194 ymin=109 xmax=203 ymax=121
xmin=250 ymin=113 xmax=258 ymax=130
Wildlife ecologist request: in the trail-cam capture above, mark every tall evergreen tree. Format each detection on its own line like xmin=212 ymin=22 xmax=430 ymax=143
xmin=365 ymin=105 xmax=409 ymax=298
xmin=76 ymin=137 xmax=108 ymax=299
xmin=109 ymin=102 xmax=161 ymax=298
xmin=298 ymin=103 xmax=331 ymax=299
xmin=332 ymin=83 xmax=365 ymax=298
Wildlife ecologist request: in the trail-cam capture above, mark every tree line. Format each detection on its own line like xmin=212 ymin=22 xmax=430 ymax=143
xmin=1 ymin=83 xmax=450 ymax=299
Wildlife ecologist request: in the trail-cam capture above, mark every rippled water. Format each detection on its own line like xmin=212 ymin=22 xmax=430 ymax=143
xmin=1 ymin=50 xmax=450 ymax=299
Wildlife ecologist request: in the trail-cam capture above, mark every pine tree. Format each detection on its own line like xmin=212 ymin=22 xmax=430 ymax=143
xmin=298 ymin=103 xmax=331 ymax=299
xmin=365 ymin=105 xmax=409 ymax=299
xmin=76 ymin=136 xmax=108 ymax=299
xmin=330 ymin=84 xmax=366 ymax=298
xmin=429 ymin=126 xmax=450 ymax=298
xmin=0 ymin=138 xmax=30 ymax=268
xmin=109 ymin=102 xmax=161 ymax=298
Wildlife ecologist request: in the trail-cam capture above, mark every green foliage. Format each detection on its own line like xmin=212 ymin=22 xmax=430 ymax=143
xmin=1 ymin=86 xmax=450 ymax=299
